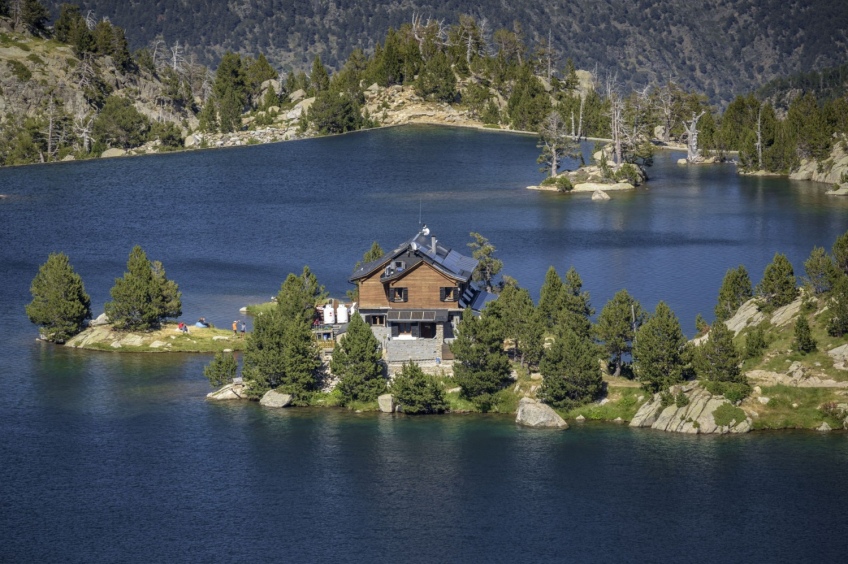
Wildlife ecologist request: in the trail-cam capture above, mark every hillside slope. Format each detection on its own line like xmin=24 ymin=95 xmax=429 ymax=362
xmin=43 ymin=0 xmax=848 ymax=104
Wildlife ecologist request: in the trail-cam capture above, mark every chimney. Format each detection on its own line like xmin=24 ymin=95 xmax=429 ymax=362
xmin=431 ymin=237 xmax=437 ymax=255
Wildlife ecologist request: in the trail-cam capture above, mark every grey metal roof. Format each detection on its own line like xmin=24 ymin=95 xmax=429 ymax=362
xmin=349 ymin=226 xmax=479 ymax=282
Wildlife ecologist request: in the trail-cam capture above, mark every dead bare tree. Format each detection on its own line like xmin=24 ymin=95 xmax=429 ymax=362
xmin=411 ymin=13 xmax=449 ymax=57
xmin=605 ymin=73 xmax=624 ymax=166
xmin=537 ymin=111 xmax=576 ymax=178
xmin=653 ymin=81 xmax=678 ymax=143
xmin=169 ymin=41 xmax=185 ymax=74
xmin=683 ymin=111 xmax=706 ymax=163
xmin=451 ymin=15 xmax=488 ymax=65
xmin=73 ymin=111 xmax=95 ymax=154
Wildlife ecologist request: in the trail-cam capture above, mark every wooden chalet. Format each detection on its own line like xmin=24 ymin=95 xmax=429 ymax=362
xmin=349 ymin=226 xmax=497 ymax=363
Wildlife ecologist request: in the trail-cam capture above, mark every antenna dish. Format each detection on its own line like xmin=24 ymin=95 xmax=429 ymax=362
xmin=421 ymin=225 xmax=430 ymax=236
xmin=410 ymin=242 xmax=418 ymax=251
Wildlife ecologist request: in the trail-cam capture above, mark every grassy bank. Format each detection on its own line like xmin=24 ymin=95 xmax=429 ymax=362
xmin=66 ymin=323 xmax=247 ymax=353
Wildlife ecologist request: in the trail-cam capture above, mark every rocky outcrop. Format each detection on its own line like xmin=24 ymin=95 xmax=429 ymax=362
xmin=259 ymin=389 xmax=292 ymax=408
xmin=827 ymin=344 xmax=848 ymax=370
xmin=629 ymin=383 xmax=752 ymax=434
xmin=515 ymin=398 xmax=568 ymax=429
xmin=591 ymin=189 xmax=611 ymax=201
xmin=747 ymin=366 xmax=848 ymax=388
xmin=207 ymin=382 xmax=249 ymax=401
xmin=378 ymin=393 xmax=396 ymax=413
xmin=789 ymin=140 xmax=848 ymax=185
xmin=101 ymin=148 xmax=127 ymax=158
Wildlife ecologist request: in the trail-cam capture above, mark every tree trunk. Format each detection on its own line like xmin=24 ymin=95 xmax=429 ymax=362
xmin=756 ymin=105 xmax=763 ymax=170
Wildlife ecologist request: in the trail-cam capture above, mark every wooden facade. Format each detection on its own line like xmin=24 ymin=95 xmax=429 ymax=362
xmin=358 ymin=261 xmax=464 ymax=310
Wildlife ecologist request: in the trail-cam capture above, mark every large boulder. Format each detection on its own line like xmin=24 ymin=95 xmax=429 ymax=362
xmin=515 ymin=398 xmax=568 ymax=429
xmin=592 ymin=189 xmax=611 ymax=201
xmin=378 ymin=393 xmax=396 ymax=413
xmin=259 ymin=389 xmax=292 ymax=408
xmin=100 ymin=148 xmax=126 ymax=158
xmin=207 ymin=382 xmax=248 ymax=401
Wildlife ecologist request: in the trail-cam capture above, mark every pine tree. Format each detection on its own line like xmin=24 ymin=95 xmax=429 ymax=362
xmin=833 ymin=230 xmax=848 ymax=276
xmin=242 ymin=269 xmax=322 ymax=402
xmin=332 ymin=312 xmax=385 ymax=404
xmin=538 ymin=329 xmax=603 ymax=409
xmin=151 ymin=260 xmax=181 ymax=321
xmin=694 ymin=321 xmax=742 ymax=384
xmin=745 ymin=324 xmax=768 ymax=359
xmin=756 ymin=253 xmax=798 ymax=309
xmin=714 ymin=265 xmax=753 ymax=322
xmin=197 ymin=98 xmax=218 ymax=133
xmin=633 ymin=301 xmax=687 ymax=393
xmin=105 ymin=246 xmax=163 ymax=331
xmin=826 ymin=274 xmax=848 ymax=337
xmin=450 ymin=309 xmax=511 ymax=410
xmin=793 ymin=316 xmax=816 ymax=354
xmin=26 ymin=252 xmax=91 ymax=342
xmin=390 ymin=361 xmax=448 ymax=414
xmin=538 ymin=266 xmax=563 ymax=328
xmin=414 ymin=50 xmax=456 ymax=102
xmin=485 ymin=285 xmax=544 ymax=368
xmin=204 ymin=351 xmax=237 ymax=387
xmin=803 ymin=246 xmax=839 ymax=295
xmin=310 ymin=56 xmax=330 ymax=94
xmin=595 ymin=289 xmax=644 ymax=377
xmin=557 ymin=267 xmax=593 ymax=339
xmin=468 ymin=232 xmax=503 ymax=293
xmin=362 ymin=241 xmax=384 ymax=263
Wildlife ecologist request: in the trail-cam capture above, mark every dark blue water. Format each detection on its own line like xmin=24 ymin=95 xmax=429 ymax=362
xmin=2 ymin=126 xmax=848 ymax=561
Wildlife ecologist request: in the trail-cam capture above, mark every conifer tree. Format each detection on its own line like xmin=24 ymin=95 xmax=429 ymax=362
xmin=557 ymin=267 xmax=593 ymax=339
xmin=756 ymin=253 xmax=798 ymax=309
xmin=26 ymin=252 xmax=91 ymax=342
xmin=152 ymin=260 xmax=182 ymax=321
xmin=538 ymin=266 xmax=563 ymax=328
xmin=538 ymin=329 xmax=603 ymax=409
xmin=468 ymin=232 xmax=503 ymax=293
xmin=745 ymin=324 xmax=768 ymax=359
xmin=242 ymin=269 xmax=322 ymax=402
xmin=450 ymin=309 xmax=511 ymax=410
xmin=106 ymin=245 xmax=174 ymax=331
xmin=204 ymin=351 xmax=237 ymax=387
xmin=694 ymin=321 xmax=742 ymax=384
xmin=595 ymin=289 xmax=644 ymax=377
xmin=833 ymin=230 xmax=848 ymax=276
xmin=714 ymin=265 xmax=753 ymax=322
xmin=414 ymin=50 xmax=456 ymax=102
xmin=391 ymin=361 xmax=448 ymax=414
xmin=793 ymin=316 xmax=816 ymax=354
xmin=332 ymin=312 xmax=385 ymax=404
xmin=803 ymin=246 xmax=839 ymax=295
xmin=826 ymin=274 xmax=848 ymax=337
xmin=485 ymin=285 xmax=544 ymax=368
xmin=633 ymin=301 xmax=687 ymax=393
xmin=197 ymin=99 xmax=218 ymax=133
xmin=362 ymin=241 xmax=384 ymax=263
xmin=310 ymin=56 xmax=330 ymax=94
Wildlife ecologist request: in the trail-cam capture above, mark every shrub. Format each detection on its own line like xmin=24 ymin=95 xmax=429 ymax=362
xmin=614 ymin=163 xmax=640 ymax=184
xmin=675 ymin=392 xmax=690 ymax=407
xmin=8 ymin=60 xmax=31 ymax=82
xmin=555 ymin=175 xmax=573 ymax=192
xmin=712 ymin=403 xmax=747 ymax=426
xmin=204 ymin=351 xmax=237 ymax=387
xmin=704 ymin=380 xmax=751 ymax=404
xmin=793 ymin=316 xmax=816 ymax=353
xmin=745 ymin=324 xmax=768 ymax=359
xmin=391 ymin=362 xmax=448 ymax=414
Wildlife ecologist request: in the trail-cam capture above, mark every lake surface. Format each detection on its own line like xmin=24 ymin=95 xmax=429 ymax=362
xmin=1 ymin=126 xmax=848 ymax=561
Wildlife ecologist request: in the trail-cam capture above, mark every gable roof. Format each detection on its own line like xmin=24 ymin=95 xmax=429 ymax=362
xmin=350 ymin=226 xmax=478 ymax=283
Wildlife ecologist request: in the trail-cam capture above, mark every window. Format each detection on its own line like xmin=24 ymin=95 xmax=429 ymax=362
xmin=390 ymin=287 xmax=408 ymax=302
xmin=369 ymin=315 xmax=386 ymax=326
xmin=440 ymin=287 xmax=459 ymax=302
xmin=420 ymin=323 xmax=436 ymax=339
xmin=398 ymin=323 xmax=412 ymax=335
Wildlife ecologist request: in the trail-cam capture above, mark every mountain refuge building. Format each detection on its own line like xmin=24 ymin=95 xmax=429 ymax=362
xmin=349 ymin=226 xmax=497 ymax=364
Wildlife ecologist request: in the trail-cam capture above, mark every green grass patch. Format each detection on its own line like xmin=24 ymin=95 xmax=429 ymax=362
xmin=561 ymin=386 xmax=646 ymax=422
xmin=26 ymin=53 xmax=45 ymax=66
xmin=445 ymin=390 xmax=478 ymax=412
xmin=310 ymin=388 xmax=343 ymax=407
xmin=751 ymin=385 xmax=845 ymax=430
xmin=245 ymin=301 xmax=277 ymax=316
xmin=712 ymin=404 xmax=747 ymax=427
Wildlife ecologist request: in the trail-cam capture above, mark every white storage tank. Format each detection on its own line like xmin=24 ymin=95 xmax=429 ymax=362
xmin=337 ymin=303 xmax=349 ymax=324
xmin=323 ymin=303 xmax=335 ymax=324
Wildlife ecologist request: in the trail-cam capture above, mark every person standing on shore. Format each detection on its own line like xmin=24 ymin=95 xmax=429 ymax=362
xmin=232 ymin=320 xmax=238 ymax=336
xmin=240 ymin=321 xmax=246 ymax=336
